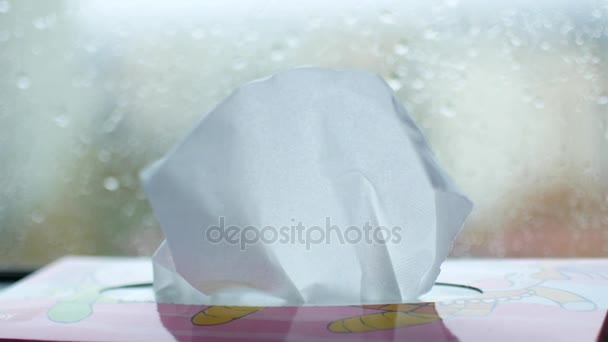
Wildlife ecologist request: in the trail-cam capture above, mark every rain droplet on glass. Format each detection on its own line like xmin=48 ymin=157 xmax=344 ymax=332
xmin=31 ymin=211 xmax=45 ymax=224
xmin=32 ymin=17 xmax=47 ymax=30
xmin=16 ymin=73 xmax=31 ymax=90
xmin=387 ymin=78 xmax=402 ymax=91
xmin=379 ymin=10 xmax=394 ymax=25
xmin=540 ymin=42 xmax=551 ymax=51
xmin=560 ymin=22 xmax=574 ymax=35
xmin=84 ymin=42 xmax=98 ymax=54
xmin=191 ymin=28 xmax=205 ymax=40
xmin=439 ymin=105 xmax=456 ymax=118
xmin=411 ymin=78 xmax=425 ymax=90
xmin=245 ymin=31 xmax=258 ymax=42
xmin=98 ymin=150 xmax=112 ymax=163
xmin=210 ymin=25 xmax=222 ymax=36
xmin=232 ymin=59 xmax=247 ymax=71
xmin=103 ymin=177 xmax=120 ymax=191
xmin=343 ymin=15 xmax=358 ymax=26
xmin=393 ymin=43 xmax=409 ymax=56
xmin=270 ymin=48 xmax=285 ymax=62
xmin=424 ymin=30 xmax=439 ymax=40
xmin=53 ymin=115 xmax=70 ymax=128
xmin=286 ymin=36 xmax=300 ymax=48
xmin=0 ymin=0 xmax=10 ymax=14
xmin=0 ymin=30 xmax=9 ymax=42
xmin=446 ymin=0 xmax=460 ymax=7
xmin=510 ymin=36 xmax=522 ymax=47
xmin=31 ymin=45 xmax=42 ymax=55
xmin=45 ymin=14 xmax=57 ymax=28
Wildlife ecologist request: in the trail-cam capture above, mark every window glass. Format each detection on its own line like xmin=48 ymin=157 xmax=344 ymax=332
xmin=1 ymin=0 xmax=607 ymax=268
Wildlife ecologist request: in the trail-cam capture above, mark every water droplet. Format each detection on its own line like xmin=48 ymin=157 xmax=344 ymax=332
xmin=122 ymin=203 xmax=136 ymax=217
xmin=533 ymin=97 xmax=544 ymax=109
xmin=393 ymin=43 xmax=409 ymax=56
xmin=439 ymin=105 xmax=456 ymax=118
xmin=101 ymin=114 xmax=124 ymax=133
xmin=53 ymin=114 xmax=70 ymax=128
xmin=0 ymin=30 xmax=9 ymax=42
xmin=97 ymin=150 xmax=111 ymax=163
xmin=379 ymin=10 xmax=394 ymax=24
xmin=16 ymin=73 xmax=31 ymax=90
xmin=31 ymin=211 xmax=45 ymax=224
xmin=270 ymin=48 xmax=285 ymax=62
xmin=13 ymin=27 xmax=23 ymax=38
xmin=560 ymin=22 xmax=574 ymax=35
xmin=39 ymin=14 xmax=57 ymax=29
xmin=286 ymin=36 xmax=299 ymax=48
xmin=191 ymin=28 xmax=205 ymax=40
xmin=48 ymin=13 xmax=57 ymax=26
xmin=0 ymin=0 xmax=10 ymax=13
xmin=424 ymin=29 xmax=438 ymax=40
xmin=540 ymin=41 xmax=551 ymax=51
xmin=84 ymin=42 xmax=98 ymax=54
xmin=411 ymin=78 xmax=425 ymax=90
xmin=210 ymin=25 xmax=222 ymax=36
xmin=232 ymin=59 xmax=247 ymax=71
xmin=510 ymin=36 xmax=522 ymax=47
xmin=245 ymin=31 xmax=258 ymax=42
xmin=597 ymin=95 xmax=608 ymax=105
xmin=103 ymin=177 xmax=120 ymax=191
xmin=343 ymin=15 xmax=358 ymax=26
xmin=387 ymin=78 xmax=402 ymax=91
xmin=422 ymin=69 xmax=435 ymax=80
xmin=32 ymin=17 xmax=47 ymax=30
xmin=31 ymin=45 xmax=42 ymax=55
xmin=155 ymin=84 xmax=169 ymax=94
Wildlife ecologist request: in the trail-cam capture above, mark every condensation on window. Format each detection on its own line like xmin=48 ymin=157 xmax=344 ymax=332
xmin=0 ymin=0 xmax=607 ymax=267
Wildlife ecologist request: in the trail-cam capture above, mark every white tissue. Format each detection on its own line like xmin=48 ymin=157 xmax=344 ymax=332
xmin=142 ymin=67 xmax=472 ymax=306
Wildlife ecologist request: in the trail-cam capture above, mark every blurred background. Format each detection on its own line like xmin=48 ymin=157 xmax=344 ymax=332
xmin=1 ymin=0 xmax=607 ymax=269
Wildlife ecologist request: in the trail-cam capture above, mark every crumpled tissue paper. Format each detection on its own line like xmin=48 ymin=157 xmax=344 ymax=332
xmin=142 ymin=67 xmax=472 ymax=306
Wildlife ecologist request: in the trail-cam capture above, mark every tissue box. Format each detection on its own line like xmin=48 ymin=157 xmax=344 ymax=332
xmin=0 ymin=256 xmax=606 ymax=341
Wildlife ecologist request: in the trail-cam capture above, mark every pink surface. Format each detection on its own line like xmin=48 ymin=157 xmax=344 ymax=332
xmin=0 ymin=257 xmax=606 ymax=341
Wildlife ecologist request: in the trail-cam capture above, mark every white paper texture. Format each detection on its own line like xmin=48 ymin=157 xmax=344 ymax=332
xmin=142 ymin=67 xmax=473 ymax=306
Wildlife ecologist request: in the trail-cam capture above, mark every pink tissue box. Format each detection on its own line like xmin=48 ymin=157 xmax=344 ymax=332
xmin=0 ymin=256 xmax=606 ymax=341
